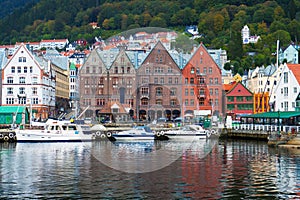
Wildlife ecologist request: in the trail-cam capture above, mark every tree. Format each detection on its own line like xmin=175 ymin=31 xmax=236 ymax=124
xmin=149 ymin=16 xmax=167 ymax=27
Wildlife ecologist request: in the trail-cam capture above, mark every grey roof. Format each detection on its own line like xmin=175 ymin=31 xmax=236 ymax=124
xmin=126 ymin=50 xmax=149 ymax=69
xmin=264 ymin=64 xmax=277 ymax=76
xmin=169 ymin=49 xmax=191 ymax=69
xmin=0 ymin=49 xmax=8 ymax=69
xmin=44 ymin=48 xmax=69 ymax=70
xmin=98 ymin=48 xmax=120 ymax=69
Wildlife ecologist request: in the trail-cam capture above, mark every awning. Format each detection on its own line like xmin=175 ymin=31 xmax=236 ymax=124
xmin=242 ymin=111 xmax=300 ymax=119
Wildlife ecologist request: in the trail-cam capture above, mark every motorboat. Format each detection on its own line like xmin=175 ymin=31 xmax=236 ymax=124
xmin=15 ymin=119 xmax=94 ymax=142
xmin=112 ymin=126 xmax=155 ymax=141
xmin=162 ymin=124 xmax=211 ymax=140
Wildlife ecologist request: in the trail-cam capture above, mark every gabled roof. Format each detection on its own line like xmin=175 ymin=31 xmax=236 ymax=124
xmin=226 ymin=81 xmax=253 ymax=96
xmin=140 ymin=40 xmax=180 ymax=71
xmin=287 ymin=64 xmax=300 ymax=85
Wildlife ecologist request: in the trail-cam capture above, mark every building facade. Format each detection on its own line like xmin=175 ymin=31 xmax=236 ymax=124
xmin=1 ymin=44 xmax=55 ymax=120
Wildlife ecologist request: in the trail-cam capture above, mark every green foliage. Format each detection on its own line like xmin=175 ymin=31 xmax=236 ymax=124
xmin=0 ymin=0 xmax=299 ymax=73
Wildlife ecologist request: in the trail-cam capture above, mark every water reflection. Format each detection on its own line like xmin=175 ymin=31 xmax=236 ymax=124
xmin=0 ymin=140 xmax=300 ymax=198
xmin=91 ymin=138 xmax=218 ymax=173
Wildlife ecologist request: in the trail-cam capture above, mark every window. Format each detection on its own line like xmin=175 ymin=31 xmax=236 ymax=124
xmin=190 ymin=88 xmax=194 ymax=95
xmin=7 ymin=88 xmax=13 ymax=95
xmin=141 ymin=98 xmax=148 ymax=106
xmin=170 ymin=88 xmax=176 ymax=96
xmin=190 ymin=78 xmax=194 ymax=84
xmin=191 ymin=67 xmax=195 ymax=74
xmin=19 ymin=87 xmax=25 ymax=94
xmin=141 ymin=87 xmax=149 ymax=95
xmin=156 ymin=99 xmax=162 ymax=105
xmin=7 ymin=77 xmax=13 ymax=84
xmin=185 ymin=89 xmax=188 ymax=96
xmin=33 ymin=98 xmax=38 ymax=104
xmin=19 ymin=57 xmax=26 ymax=62
xmin=168 ymin=67 xmax=172 ymax=73
xmin=227 ymin=96 xmax=234 ymax=102
xmin=11 ymin=67 xmax=15 ymax=73
xmin=154 ymin=78 xmax=158 ymax=84
xmin=203 ymin=67 xmax=207 ymax=74
xmin=209 ymin=67 xmax=212 ymax=74
xmin=19 ymin=77 xmax=25 ymax=84
xmin=236 ymin=96 xmax=243 ymax=102
xmin=86 ymin=66 xmax=90 ymax=73
xmin=215 ymin=89 xmax=219 ymax=96
xmin=6 ymin=98 xmax=14 ymax=104
xmin=284 ymin=87 xmax=288 ymax=96
xmin=185 ymin=99 xmax=189 ymax=105
xmin=145 ymin=67 xmax=150 ymax=74
xmin=17 ymin=67 xmax=21 ymax=73
xmin=190 ymin=99 xmax=194 ymax=106
xmin=30 ymin=67 xmax=33 ymax=73
xmin=283 ymin=72 xmax=288 ymax=83
xmin=32 ymin=87 xmax=37 ymax=95
xmin=114 ymin=67 xmax=118 ymax=74
xmin=209 ymin=89 xmax=213 ymax=95
xmin=199 ymin=89 xmax=205 ymax=95
xmin=214 ymin=78 xmax=218 ymax=84
xmin=294 ymin=87 xmax=297 ymax=93
xmin=160 ymin=78 xmax=164 ymax=84
xmin=18 ymin=97 xmax=26 ymax=104
xmin=209 ymin=78 xmax=213 ymax=84
xmin=156 ymin=87 xmax=163 ymax=96
xmin=168 ymin=77 xmax=172 ymax=84
xmin=170 ymin=99 xmax=177 ymax=106
xmin=185 ymin=78 xmax=188 ymax=84
xmin=175 ymin=78 xmax=178 ymax=84
xmin=24 ymin=67 xmax=28 ymax=73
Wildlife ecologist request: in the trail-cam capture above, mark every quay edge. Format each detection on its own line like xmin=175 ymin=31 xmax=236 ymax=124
xmin=220 ymin=128 xmax=270 ymax=141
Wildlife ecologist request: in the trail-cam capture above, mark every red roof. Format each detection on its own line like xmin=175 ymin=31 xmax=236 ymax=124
xmin=287 ymin=64 xmax=300 ymax=85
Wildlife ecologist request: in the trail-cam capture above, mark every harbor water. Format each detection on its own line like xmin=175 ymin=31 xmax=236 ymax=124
xmin=0 ymin=139 xmax=299 ymax=199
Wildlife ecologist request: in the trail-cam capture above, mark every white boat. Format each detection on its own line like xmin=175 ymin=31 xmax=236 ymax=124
xmin=15 ymin=119 xmax=94 ymax=142
xmin=112 ymin=126 xmax=155 ymax=141
xmin=162 ymin=124 xmax=211 ymax=140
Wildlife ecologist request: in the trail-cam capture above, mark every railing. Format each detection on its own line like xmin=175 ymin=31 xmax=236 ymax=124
xmin=234 ymin=123 xmax=299 ymax=133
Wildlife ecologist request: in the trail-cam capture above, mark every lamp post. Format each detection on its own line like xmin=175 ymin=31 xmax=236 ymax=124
xmin=277 ymin=110 xmax=280 ymax=136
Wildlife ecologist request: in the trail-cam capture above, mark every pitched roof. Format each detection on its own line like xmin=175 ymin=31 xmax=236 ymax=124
xmin=287 ymin=64 xmax=300 ymax=85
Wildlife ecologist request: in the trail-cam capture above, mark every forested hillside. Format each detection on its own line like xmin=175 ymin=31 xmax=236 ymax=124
xmin=0 ymin=0 xmax=299 ymax=74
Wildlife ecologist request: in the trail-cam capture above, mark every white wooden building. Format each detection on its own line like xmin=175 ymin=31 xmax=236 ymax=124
xmin=1 ymin=44 xmax=56 ymax=120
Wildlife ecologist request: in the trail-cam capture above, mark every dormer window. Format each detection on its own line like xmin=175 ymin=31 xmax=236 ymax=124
xmin=191 ymin=67 xmax=195 ymax=74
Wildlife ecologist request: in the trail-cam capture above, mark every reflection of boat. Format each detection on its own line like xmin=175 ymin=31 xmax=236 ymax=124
xmin=163 ymin=125 xmax=210 ymax=140
xmin=112 ymin=126 xmax=155 ymax=141
xmin=15 ymin=119 xmax=93 ymax=142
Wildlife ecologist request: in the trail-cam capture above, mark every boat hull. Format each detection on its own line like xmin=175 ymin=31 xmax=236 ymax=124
xmin=16 ymin=130 xmax=93 ymax=142
xmin=112 ymin=135 xmax=154 ymax=141
xmin=164 ymin=134 xmax=207 ymax=140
